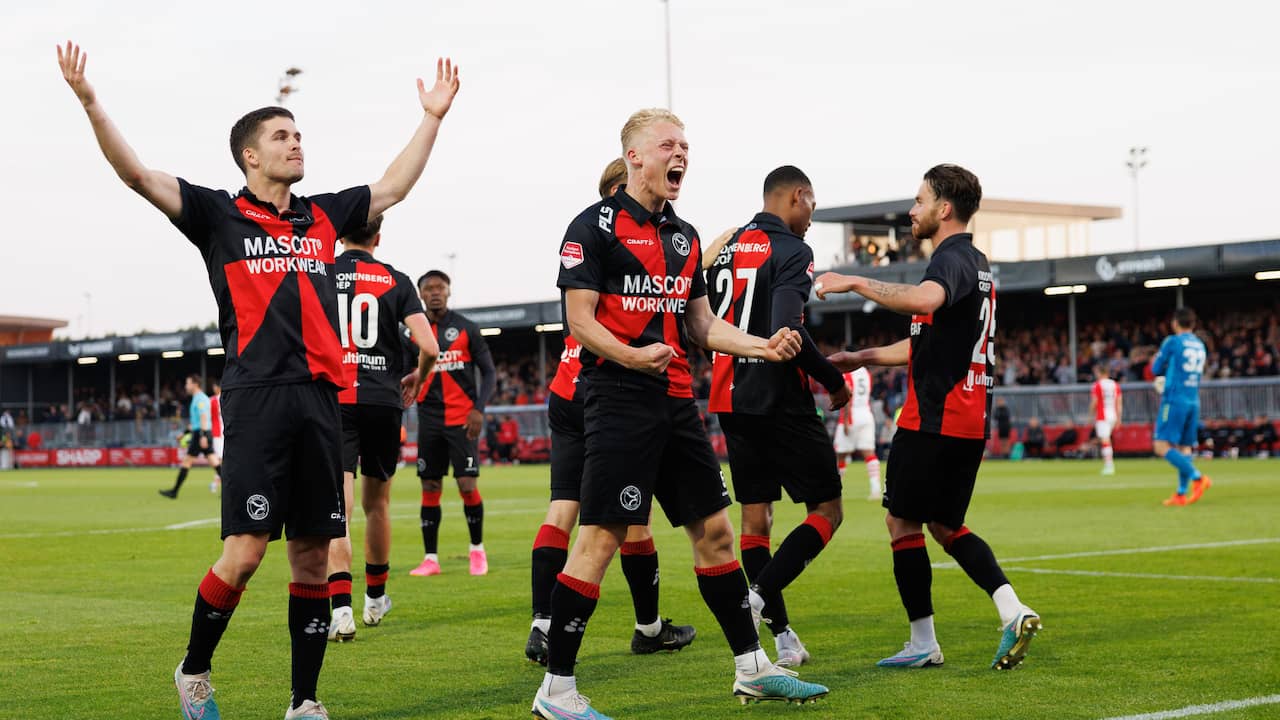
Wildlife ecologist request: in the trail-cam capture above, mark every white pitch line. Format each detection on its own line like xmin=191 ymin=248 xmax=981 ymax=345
xmin=932 ymin=537 xmax=1280 ymax=570
xmin=1002 ymin=566 xmax=1278 ymax=584
xmin=1100 ymin=694 xmax=1280 ymax=720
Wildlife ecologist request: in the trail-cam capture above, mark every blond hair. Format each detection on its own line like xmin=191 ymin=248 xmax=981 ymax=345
xmin=620 ymin=108 xmax=684 ymax=155
xmin=598 ymin=158 xmax=627 ymax=199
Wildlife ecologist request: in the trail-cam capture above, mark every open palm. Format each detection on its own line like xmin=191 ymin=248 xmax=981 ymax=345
xmin=56 ymin=41 xmax=96 ymax=107
xmin=418 ymin=57 xmax=460 ymax=119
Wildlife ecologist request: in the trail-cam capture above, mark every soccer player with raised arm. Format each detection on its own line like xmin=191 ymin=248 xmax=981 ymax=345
xmin=526 ymin=158 xmax=695 ymax=666
xmin=816 ymin=164 xmax=1042 ymax=671
xmin=160 ymin=374 xmax=222 ymax=499
xmin=325 ymin=215 xmax=438 ymax=642
xmin=1088 ymin=364 xmax=1123 ymax=475
xmin=532 ymin=109 xmax=826 ymax=720
xmin=707 ymin=166 xmax=852 ymax=668
xmin=1151 ymin=307 xmax=1213 ymax=505
xmin=58 ymin=41 xmax=459 ymax=720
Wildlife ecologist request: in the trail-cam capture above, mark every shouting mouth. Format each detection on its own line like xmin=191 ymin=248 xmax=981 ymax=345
xmin=666 ymin=165 xmax=685 ymax=192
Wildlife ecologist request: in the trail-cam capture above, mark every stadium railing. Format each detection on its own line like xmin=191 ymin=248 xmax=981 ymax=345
xmin=994 ymin=377 xmax=1280 ymax=426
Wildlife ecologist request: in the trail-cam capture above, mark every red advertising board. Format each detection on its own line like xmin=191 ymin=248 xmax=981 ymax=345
xmin=12 ymin=447 xmax=180 ymax=468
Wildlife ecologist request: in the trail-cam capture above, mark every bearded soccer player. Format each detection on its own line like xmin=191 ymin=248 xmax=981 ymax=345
xmin=58 ymin=42 xmax=459 ymax=720
xmin=1151 ymin=308 xmax=1213 ymax=505
xmin=707 ymin=166 xmax=851 ymax=668
xmin=816 ymin=164 xmax=1042 ymax=671
xmin=526 ymin=158 xmax=695 ymax=667
xmin=405 ymin=270 xmax=496 ymax=576
xmin=325 ymin=215 xmax=438 ymax=642
xmin=1088 ymin=364 xmax=1123 ymax=476
xmin=532 ymin=109 xmax=826 ymax=720
xmin=160 ymin=374 xmax=223 ymax=498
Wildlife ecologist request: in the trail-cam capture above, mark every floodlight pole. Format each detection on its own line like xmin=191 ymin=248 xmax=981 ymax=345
xmin=1126 ymin=146 xmax=1148 ymax=250
xmin=662 ymin=0 xmax=673 ymax=109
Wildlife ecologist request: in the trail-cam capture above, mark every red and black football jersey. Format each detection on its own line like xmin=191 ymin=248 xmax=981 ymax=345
xmin=897 ymin=233 xmax=996 ymax=440
xmin=172 ymin=180 xmax=370 ymax=390
xmin=334 ymin=249 xmax=424 ymax=408
xmin=415 ymin=309 xmax=492 ymax=426
xmin=549 ymin=335 xmax=583 ymax=402
xmin=556 ymin=189 xmax=705 ymax=399
xmin=707 ymin=213 xmax=817 ymax=415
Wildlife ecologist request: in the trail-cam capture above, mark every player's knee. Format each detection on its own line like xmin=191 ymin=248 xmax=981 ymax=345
xmin=813 ymin=501 xmax=843 ymax=531
xmin=739 ymin=503 xmax=773 ymax=536
xmin=456 ymin=475 xmax=478 ymax=493
xmin=420 ymin=477 xmax=442 ymax=492
xmin=623 ymin=524 xmax=652 ymax=543
xmin=694 ymin=513 xmax=736 ymax=558
xmin=544 ymin=500 xmax=578 ymax=531
xmin=926 ymin=522 xmax=957 ymax=544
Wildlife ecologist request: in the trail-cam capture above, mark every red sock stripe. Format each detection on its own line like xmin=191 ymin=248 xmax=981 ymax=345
xmin=942 ymin=525 xmax=971 ymax=551
xmin=328 ymin=579 xmax=353 ymax=596
xmin=740 ymin=534 xmax=771 ymax=551
xmin=694 ymin=560 xmax=742 ymax=577
xmin=421 ymin=490 xmax=442 ymax=507
xmin=556 ymin=572 xmax=601 ymax=600
xmin=865 ymin=456 xmax=878 ymax=465
xmin=891 ymin=533 xmax=927 ymax=551
xmin=803 ymin=514 xmax=835 ymax=546
xmin=620 ymin=538 xmax=656 ymax=556
xmin=365 ymin=572 xmax=389 ymax=587
xmin=460 ymin=489 xmax=483 ymax=506
xmin=198 ymin=569 xmax=244 ymax=611
xmin=533 ymin=524 xmax=571 ymax=550
xmin=288 ymin=582 xmax=330 ymax=600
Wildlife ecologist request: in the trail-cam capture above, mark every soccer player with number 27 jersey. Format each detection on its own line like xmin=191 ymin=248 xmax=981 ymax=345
xmin=817 ymin=164 xmax=1042 ymax=672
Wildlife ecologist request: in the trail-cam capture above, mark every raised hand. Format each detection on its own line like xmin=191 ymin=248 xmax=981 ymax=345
xmin=814 ymin=271 xmax=854 ymax=300
xmin=56 ymin=41 xmax=95 ymax=107
xmin=418 ymin=57 xmax=460 ymax=120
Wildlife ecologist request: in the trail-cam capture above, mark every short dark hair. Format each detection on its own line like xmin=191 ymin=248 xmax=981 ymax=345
xmin=763 ymin=165 xmax=811 ymax=196
xmin=229 ymin=107 xmax=295 ymax=174
xmin=417 ymin=270 xmax=451 ymax=289
xmin=186 ymin=374 xmax=201 ymax=386
xmin=1174 ymin=307 xmax=1197 ymax=330
xmin=344 ymin=214 xmax=384 ymax=247
xmin=923 ymin=164 xmax=982 ymax=223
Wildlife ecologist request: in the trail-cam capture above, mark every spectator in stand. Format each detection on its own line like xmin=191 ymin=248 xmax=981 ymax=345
xmin=992 ymin=398 xmax=1012 ymax=458
xmin=1023 ymin=417 xmax=1046 ymax=458
xmin=484 ymin=414 xmax=501 ymax=463
xmin=497 ymin=415 xmax=520 ymax=463
xmin=0 ymin=410 xmax=13 ymax=435
xmin=1251 ymin=415 xmax=1277 ymax=458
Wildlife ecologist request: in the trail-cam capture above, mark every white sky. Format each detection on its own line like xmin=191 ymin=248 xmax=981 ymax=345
xmin=4 ymin=0 xmax=1277 ymax=339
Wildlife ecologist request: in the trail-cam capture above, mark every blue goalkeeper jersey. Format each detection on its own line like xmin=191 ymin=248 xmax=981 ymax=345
xmin=1152 ymin=331 xmax=1206 ymax=405
xmin=189 ymin=390 xmax=211 ymax=431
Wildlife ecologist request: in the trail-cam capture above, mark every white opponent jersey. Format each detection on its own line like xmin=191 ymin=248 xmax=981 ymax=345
xmin=841 ymin=367 xmax=874 ymax=425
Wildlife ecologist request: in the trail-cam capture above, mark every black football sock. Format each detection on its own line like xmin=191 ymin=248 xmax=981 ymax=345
xmin=620 ymin=538 xmax=660 ymax=625
xmin=327 ymin=572 xmax=352 ymax=611
xmin=460 ymin=488 xmax=484 ymax=545
xmin=546 ymin=573 xmax=600 ymax=676
xmin=181 ymin=569 xmax=244 ymax=675
xmin=892 ymin=533 xmax=934 ymax=621
xmin=288 ymin=583 xmax=330 ymax=709
xmin=531 ymin=525 xmax=570 ymax=619
xmin=942 ymin=527 xmax=1010 ymax=595
xmin=695 ymin=561 xmax=760 ymax=655
xmin=365 ymin=563 xmax=389 ymax=599
xmin=750 ymin=514 xmax=834 ymax=631
xmin=420 ymin=490 xmax=441 ymax=554
xmin=740 ymin=534 xmax=788 ymax=635
xmin=171 ymin=467 xmax=189 ymax=493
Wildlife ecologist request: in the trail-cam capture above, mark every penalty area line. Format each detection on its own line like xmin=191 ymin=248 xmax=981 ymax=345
xmin=1100 ymin=694 xmax=1280 ymax=720
xmin=1001 ymin=566 xmax=1277 ymax=584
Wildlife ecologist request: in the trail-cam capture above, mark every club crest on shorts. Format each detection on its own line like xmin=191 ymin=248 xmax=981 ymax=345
xmin=671 ymin=233 xmax=690 ymax=256
xmin=246 ymin=494 xmax=270 ymax=521
xmin=619 ymin=485 xmax=642 ymax=511
xmin=561 ymin=241 xmax=584 ymax=269
xmin=444 ymin=327 xmax=460 ymax=342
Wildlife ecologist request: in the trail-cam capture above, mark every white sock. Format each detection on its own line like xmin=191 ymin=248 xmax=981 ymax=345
xmin=424 ymin=553 xmax=439 ymax=562
xmin=734 ymin=648 xmax=772 ymax=677
xmin=909 ymin=616 xmax=937 ymax=649
xmin=532 ymin=618 xmax=550 ymax=634
xmin=992 ymin=584 xmax=1023 ymax=627
xmin=635 ymin=618 xmax=662 ymax=637
xmin=469 ymin=543 xmax=484 ymax=552
xmin=866 ymin=457 xmax=882 ymax=495
xmin=1102 ymin=445 xmax=1114 ymax=466
xmin=541 ymin=672 xmax=576 ymax=696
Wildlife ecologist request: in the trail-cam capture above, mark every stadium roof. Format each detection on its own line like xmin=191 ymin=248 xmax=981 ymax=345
xmin=812 ymin=198 xmax=1123 ymax=225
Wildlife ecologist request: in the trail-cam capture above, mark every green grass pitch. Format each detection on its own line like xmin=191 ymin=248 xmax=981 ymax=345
xmin=1 ymin=458 xmax=1277 ymax=719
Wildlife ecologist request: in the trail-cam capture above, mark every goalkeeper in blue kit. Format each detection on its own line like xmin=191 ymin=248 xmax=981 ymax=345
xmin=1150 ymin=308 xmax=1213 ymax=506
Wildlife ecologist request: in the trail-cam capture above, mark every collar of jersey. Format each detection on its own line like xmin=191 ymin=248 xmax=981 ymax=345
xmin=935 ymin=232 xmax=974 ymax=248
xmin=748 ymin=212 xmax=797 ymax=237
xmin=613 ymin=185 xmax=680 ymax=228
xmin=237 ymin=186 xmax=311 ymax=220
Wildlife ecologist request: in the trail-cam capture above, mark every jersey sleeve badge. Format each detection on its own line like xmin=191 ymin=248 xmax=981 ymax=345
xmin=561 ymin=241 xmax=584 ymax=269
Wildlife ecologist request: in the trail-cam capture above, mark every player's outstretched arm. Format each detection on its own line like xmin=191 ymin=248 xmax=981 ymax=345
xmin=368 ymin=58 xmax=460 ymax=221
xmin=828 ymin=338 xmax=910 ymax=371
xmin=684 ymin=296 xmax=801 ymax=362
xmin=814 ymin=272 xmax=945 ymax=316
xmin=565 ymin=289 xmax=675 ymax=375
xmin=57 ymin=42 xmax=181 ymax=219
